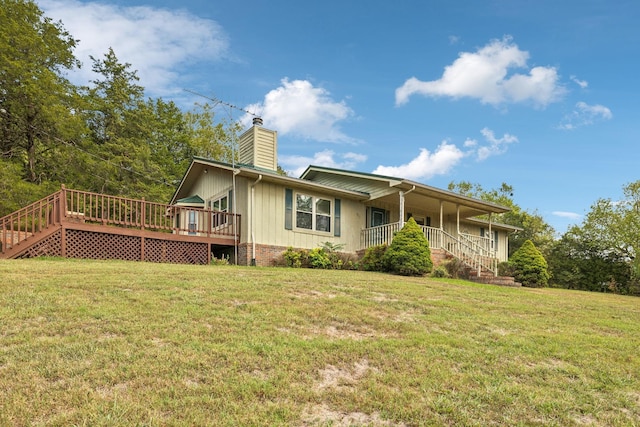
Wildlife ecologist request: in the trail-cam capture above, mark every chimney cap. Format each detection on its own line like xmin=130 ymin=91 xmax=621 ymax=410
xmin=252 ymin=117 xmax=263 ymax=126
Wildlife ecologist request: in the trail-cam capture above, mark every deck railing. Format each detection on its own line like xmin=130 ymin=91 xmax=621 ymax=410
xmin=1 ymin=186 xmax=241 ymax=255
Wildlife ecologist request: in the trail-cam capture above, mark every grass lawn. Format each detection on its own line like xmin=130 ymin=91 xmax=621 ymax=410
xmin=1 ymin=259 xmax=639 ymax=426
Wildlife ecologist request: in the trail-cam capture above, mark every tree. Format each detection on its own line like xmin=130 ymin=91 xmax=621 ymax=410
xmin=509 ymin=240 xmax=550 ymax=287
xmin=382 ymin=217 xmax=433 ymax=276
xmin=577 ymin=180 xmax=640 ymax=285
xmin=185 ymin=103 xmax=239 ymax=163
xmin=0 ymin=0 xmax=82 ymax=184
xmin=448 ymin=181 xmax=556 ymax=256
xmin=548 ymin=225 xmax=631 ymax=293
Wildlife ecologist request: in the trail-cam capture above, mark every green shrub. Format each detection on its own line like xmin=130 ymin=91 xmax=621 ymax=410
xmin=509 ymin=240 xmax=550 ymax=287
xmin=444 ymin=258 xmax=468 ymax=279
xmin=281 ymin=245 xmax=357 ymax=270
xmin=360 ymin=244 xmax=388 ymax=271
xmin=308 ymin=247 xmax=332 ymax=269
xmin=282 ymin=247 xmax=302 ymax=268
xmin=382 ymin=218 xmax=433 ymax=276
xmin=431 ymin=265 xmax=449 ymax=278
xmin=497 ymin=261 xmax=515 ymax=277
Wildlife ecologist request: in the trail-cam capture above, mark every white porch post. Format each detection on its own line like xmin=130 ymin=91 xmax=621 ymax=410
xmin=456 ymin=204 xmax=460 ymax=236
xmin=399 ymin=191 xmax=405 ymax=228
xmin=488 ymin=212 xmax=493 ymax=252
xmin=439 ymin=201 xmax=444 ymax=230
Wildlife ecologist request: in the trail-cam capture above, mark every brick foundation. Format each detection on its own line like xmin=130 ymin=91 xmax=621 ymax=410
xmin=237 ymin=243 xmax=293 ymax=266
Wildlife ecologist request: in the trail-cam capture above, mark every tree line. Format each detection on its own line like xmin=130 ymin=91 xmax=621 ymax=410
xmin=2 ymin=0 xmax=637 ymax=296
xmin=0 ymin=0 xmax=238 ymax=216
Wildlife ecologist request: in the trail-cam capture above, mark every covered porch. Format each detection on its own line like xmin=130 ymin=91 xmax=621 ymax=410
xmin=358 ymin=182 xmax=511 ymax=275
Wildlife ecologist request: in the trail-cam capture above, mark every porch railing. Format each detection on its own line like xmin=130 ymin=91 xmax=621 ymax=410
xmin=360 ymin=223 xmax=445 ymax=250
xmin=1 ymin=186 xmax=241 ymax=255
xmin=360 ymin=222 xmax=497 ymax=276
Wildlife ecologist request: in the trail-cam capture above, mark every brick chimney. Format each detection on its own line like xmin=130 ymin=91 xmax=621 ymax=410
xmin=238 ymin=117 xmax=277 ymax=171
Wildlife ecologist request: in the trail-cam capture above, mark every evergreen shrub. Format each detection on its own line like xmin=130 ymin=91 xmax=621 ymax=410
xmin=382 ymin=217 xmax=433 ymax=276
xmin=509 ymin=240 xmax=550 ymax=287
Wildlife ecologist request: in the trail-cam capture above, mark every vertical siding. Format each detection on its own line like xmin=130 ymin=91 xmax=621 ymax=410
xmin=252 ymin=182 xmax=365 ymax=253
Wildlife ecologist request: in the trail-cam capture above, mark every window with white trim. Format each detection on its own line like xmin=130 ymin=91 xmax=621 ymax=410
xmin=208 ymin=193 xmax=229 ymax=228
xmin=296 ymin=193 xmax=331 ymax=233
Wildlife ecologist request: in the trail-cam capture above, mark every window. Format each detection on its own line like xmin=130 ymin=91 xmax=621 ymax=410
xmin=208 ymin=192 xmax=231 ymax=229
xmin=296 ymin=193 xmax=331 ymax=232
xmin=188 ymin=211 xmax=197 ymax=235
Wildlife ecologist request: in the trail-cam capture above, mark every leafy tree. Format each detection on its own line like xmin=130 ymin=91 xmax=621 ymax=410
xmin=185 ymin=103 xmax=239 ymax=163
xmin=509 ymin=240 xmax=549 ymax=287
xmin=382 ymin=217 xmax=433 ymax=276
xmin=0 ymin=0 xmax=83 ymax=184
xmin=448 ymin=181 xmax=555 ymax=256
xmin=580 ymin=181 xmax=640 ymax=280
xmin=548 ymin=225 xmax=631 ymax=292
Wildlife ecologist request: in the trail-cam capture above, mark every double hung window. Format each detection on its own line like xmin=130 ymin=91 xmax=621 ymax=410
xmin=296 ymin=193 xmax=331 ymax=233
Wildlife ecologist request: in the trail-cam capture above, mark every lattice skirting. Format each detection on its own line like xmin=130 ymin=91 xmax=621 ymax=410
xmin=17 ymin=229 xmax=208 ymax=264
xmin=66 ymin=229 xmax=141 ymax=261
xmin=18 ymin=230 xmax=62 ymax=258
xmin=145 ymin=237 xmax=208 ymax=264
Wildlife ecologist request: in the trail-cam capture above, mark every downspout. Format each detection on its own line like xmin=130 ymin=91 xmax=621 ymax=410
xmin=250 ymin=174 xmax=263 ymax=266
xmin=399 ymin=185 xmax=416 ymax=227
xmin=232 ymin=169 xmax=240 ymax=265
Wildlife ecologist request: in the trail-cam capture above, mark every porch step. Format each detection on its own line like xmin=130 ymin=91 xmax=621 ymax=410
xmin=467 ymin=274 xmax=521 ymax=287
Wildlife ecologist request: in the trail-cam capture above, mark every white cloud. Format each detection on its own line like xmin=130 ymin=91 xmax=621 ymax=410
xmin=395 ymin=36 xmax=565 ymax=107
xmin=559 ymin=101 xmax=613 ymax=130
xmin=570 ymin=75 xmax=589 ymax=89
xmin=372 ymin=141 xmax=465 ymax=180
xmin=371 ymin=127 xmax=516 ymax=181
xmin=279 ymin=150 xmax=367 ymax=177
xmin=476 ymin=127 xmax=518 ymax=161
xmin=244 ymin=78 xmax=357 ymax=144
xmin=552 ymin=211 xmax=582 ymax=220
xmin=39 ymin=0 xmax=229 ymax=95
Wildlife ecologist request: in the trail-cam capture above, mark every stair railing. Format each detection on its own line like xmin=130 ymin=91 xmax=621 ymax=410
xmin=1 ymin=191 xmax=62 ymax=254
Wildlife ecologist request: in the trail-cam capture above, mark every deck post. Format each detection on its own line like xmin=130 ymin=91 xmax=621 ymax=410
xmin=141 ymin=197 xmax=146 ymax=230
xmin=59 ymin=185 xmax=67 ymax=257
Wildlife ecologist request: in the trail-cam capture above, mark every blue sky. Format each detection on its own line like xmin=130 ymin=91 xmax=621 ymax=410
xmin=39 ymin=0 xmax=640 ymax=235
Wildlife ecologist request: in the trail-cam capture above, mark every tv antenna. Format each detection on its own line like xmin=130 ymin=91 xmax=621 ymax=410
xmin=183 ymin=88 xmax=259 ymax=118
xmin=183 ymin=89 xmax=262 ymax=267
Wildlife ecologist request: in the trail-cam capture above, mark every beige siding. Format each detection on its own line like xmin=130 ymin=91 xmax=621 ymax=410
xmin=190 ymin=170 xmax=233 ymax=201
xmin=238 ymin=126 xmax=277 ymax=171
xmin=251 ymin=182 xmax=365 ymax=253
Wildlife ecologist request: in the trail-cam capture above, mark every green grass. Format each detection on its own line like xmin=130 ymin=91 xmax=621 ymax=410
xmin=1 ymin=259 xmax=639 ymax=426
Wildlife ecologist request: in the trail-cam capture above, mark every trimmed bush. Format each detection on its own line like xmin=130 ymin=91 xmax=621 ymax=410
xmin=382 ymin=217 xmax=433 ymax=276
xmin=360 ymin=244 xmax=388 ymax=272
xmin=509 ymin=240 xmax=550 ymax=287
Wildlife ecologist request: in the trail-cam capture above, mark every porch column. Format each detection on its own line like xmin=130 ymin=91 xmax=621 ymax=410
xmin=488 ymin=212 xmax=493 ymax=253
xmin=439 ymin=201 xmax=444 ymax=230
xmin=399 ymin=191 xmax=405 ymax=228
xmin=456 ymin=204 xmax=460 ymax=235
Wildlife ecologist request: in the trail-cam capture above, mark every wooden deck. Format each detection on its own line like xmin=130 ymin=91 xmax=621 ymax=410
xmin=0 ymin=186 xmax=240 ymax=264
